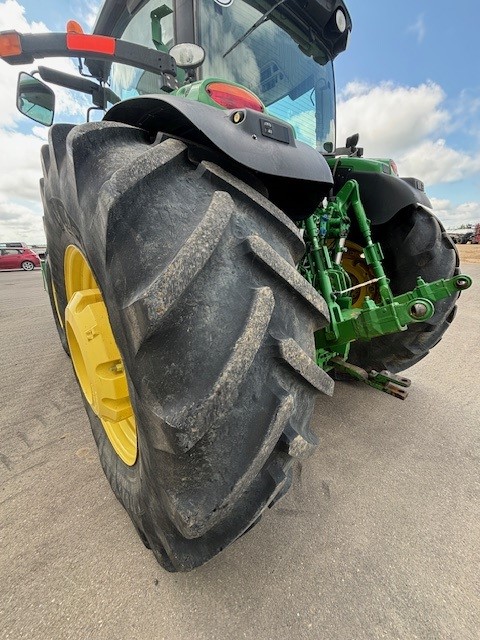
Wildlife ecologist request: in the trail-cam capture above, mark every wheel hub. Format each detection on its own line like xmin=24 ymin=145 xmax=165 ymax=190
xmin=64 ymin=246 xmax=137 ymax=466
xmin=341 ymin=241 xmax=380 ymax=308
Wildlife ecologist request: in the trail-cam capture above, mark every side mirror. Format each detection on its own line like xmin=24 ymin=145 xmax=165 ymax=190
xmin=345 ymin=133 xmax=359 ymax=149
xmin=330 ymin=131 xmax=363 ymax=157
xmin=16 ymin=72 xmax=55 ymax=126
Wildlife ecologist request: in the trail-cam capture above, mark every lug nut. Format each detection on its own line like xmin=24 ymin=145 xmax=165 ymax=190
xmin=410 ymin=303 xmax=428 ymax=319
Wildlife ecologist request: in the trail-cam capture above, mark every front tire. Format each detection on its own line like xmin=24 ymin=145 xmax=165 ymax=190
xmin=41 ymin=122 xmax=332 ymax=571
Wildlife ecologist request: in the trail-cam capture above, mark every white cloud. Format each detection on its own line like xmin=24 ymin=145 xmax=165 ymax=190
xmin=337 ymin=81 xmax=480 ymax=188
xmin=0 ymin=1 xmax=95 ymax=242
xmin=0 ymin=200 xmax=44 ymax=243
xmin=81 ymin=1 xmax=102 ymax=31
xmin=407 ymin=14 xmax=426 ymax=44
xmin=430 ymin=197 xmax=480 ymax=228
xmin=0 ymin=0 xmax=48 ymax=32
xmin=337 ymin=81 xmax=449 ymax=157
xmin=336 ymin=80 xmax=480 ymax=227
xmin=451 ymin=89 xmax=480 ymax=141
xmin=0 ymin=129 xmax=44 ymax=201
xmin=398 ymin=139 xmax=480 ymax=184
xmin=54 ymin=83 xmax=91 ymax=118
xmin=31 ymin=125 xmax=48 ymax=140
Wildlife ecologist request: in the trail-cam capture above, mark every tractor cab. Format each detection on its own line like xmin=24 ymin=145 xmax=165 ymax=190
xmin=89 ymin=0 xmax=351 ymax=152
xmin=0 ymin=0 xmax=351 ymax=154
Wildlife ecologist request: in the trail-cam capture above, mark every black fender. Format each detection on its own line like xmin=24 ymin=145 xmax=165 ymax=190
xmin=104 ymin=94 xmax=333 ymax=219
xmin=333 ymin=169 xmax=432 ymax=225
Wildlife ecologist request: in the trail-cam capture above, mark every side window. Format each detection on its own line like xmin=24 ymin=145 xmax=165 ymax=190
xmin=109 ymin=1 xmax=174 ymax=101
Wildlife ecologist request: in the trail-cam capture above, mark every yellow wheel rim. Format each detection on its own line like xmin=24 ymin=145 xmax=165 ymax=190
xmin=64 ymin=246 xmax=137 ymax=466
xmin=340 ymin=241 xmax=380 ymax=308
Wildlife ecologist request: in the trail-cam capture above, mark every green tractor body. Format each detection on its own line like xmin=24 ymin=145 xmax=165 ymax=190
xmin=0 ymin=0 xmax=471 ymax=571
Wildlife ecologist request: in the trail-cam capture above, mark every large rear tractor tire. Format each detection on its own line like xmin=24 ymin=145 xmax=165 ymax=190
xmin=42 ymin=252 xmax=70 ymax=355
xmin=41 ymin=121 xmax=333 ymax=571
xmin=347 ymin=205 xmax=459 ymax=373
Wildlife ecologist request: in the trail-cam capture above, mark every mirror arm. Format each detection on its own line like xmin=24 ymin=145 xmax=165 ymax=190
xmin=36 ymin=65 xmax=121 ymax=107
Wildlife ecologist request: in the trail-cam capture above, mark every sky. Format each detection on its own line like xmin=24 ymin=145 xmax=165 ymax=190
xmin=0 ymin=0 xmax=479 ymax=242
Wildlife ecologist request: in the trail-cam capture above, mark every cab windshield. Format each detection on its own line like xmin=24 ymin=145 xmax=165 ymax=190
xmin=197 ymin=0 xmax=336 ymax=151
xmin=108 ymin=0 xmax=336 ymax=151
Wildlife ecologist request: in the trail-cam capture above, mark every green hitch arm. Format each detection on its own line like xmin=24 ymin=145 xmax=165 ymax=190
xmin=304 ymin=215 xmax=330 ymax=293
xmin=303 ymin=177 xmax=473 ymax=378
xmin=338 ymin=180 xmax=392 ymax=302
xmin=330 ymin=357 xmax=411 ymax=400
xmin=317 ymin=272 xmax=472 ymax=350
xmin=304 ymin=215 xmax=344 ymax=340
xmin=394 ymin=274 xmax=472 ymax=307
xmin=325 ymin=273 xmax=472 ymax=399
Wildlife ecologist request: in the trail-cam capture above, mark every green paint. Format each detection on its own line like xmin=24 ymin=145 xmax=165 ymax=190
xmin=174 ymin=77 xmax=266 ymax=111
xmin=300 ymin=180 xmax=473 ymax=378
xmin=172 ymin=79 xmax=294 ymax=134
xmin=150 ymin=5 xmax=173 ymax=50
xmin=326 ymin=156 xmax=392 ymax=174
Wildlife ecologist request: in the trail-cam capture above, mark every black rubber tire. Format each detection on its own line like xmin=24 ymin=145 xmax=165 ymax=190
xmin=348 ymin=205 xmax=460 ymax=373
xmin=41 ymin=121 xmax=333 ymax=572
xmin=21 ymin=260 xmax=35 ymax=271
xmin=42 ymin=251 xmax=70 ymax=356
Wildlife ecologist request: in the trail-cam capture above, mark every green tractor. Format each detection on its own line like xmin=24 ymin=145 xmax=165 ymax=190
xmin=0 ymin=0 xmax=471 ymax=571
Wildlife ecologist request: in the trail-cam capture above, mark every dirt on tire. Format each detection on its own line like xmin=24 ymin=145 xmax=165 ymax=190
xmin=41 ymin=121 xmax=334 ymax=572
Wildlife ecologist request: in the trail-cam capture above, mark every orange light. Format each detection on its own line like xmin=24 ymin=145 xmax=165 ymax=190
xmin=0 ymin=31 xmax=22 ymax=57
xmin=206 ymin=82 xmax=264 ymax=112
xmin=66 ymin=20 xmax=84 ymax=35
xmin=66 ymin=33 xmax=115 ymax=55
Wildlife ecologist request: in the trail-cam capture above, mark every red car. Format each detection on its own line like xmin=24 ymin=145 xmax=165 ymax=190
xmin=0 ymin=243 xmax=41 ymax=270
